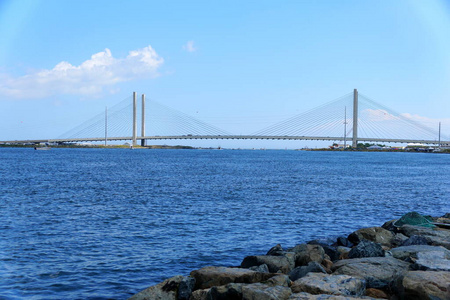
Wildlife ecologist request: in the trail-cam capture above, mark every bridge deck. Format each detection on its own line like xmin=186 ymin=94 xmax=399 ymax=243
xmin=1 ymin=135 xmax=447 ymax=145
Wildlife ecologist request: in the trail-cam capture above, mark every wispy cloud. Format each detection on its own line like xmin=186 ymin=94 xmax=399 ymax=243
xmin=362 ymin=109 xmax=450 ymax=138
xmin=363 ymin=109 xmax=449 ymax=127
xmin=400 ymin=113 xmax=450 ymax=130
xmin=182 ymin=40 xmax=197 ymax=53
xmin=0 ymin=45 xmax=164 ymax=99
xmin=363 ymin=109 xmax=397 ymax=121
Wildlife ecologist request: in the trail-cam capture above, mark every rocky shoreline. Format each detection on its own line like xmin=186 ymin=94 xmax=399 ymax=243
xmin=128 ymin=212 xmax=450 ymax=300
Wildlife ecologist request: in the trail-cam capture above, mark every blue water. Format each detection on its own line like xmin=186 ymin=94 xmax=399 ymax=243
xmin=0 ymin=148 xmax=449 ymax=299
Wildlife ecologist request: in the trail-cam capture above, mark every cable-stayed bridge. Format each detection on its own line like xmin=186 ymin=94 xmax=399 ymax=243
xmin=2 ymin=89 xmax=448 ymax=147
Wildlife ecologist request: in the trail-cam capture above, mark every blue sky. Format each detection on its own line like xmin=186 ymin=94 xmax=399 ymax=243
xmin=1 ymin=0 xmax=449 ymax=148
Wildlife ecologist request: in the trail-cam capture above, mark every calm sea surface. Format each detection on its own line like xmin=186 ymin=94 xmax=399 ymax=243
xmin=0 ymin=148 xmax=449 ymax=299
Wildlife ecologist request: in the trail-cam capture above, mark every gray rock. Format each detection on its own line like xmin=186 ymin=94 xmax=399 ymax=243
xmin=207 ymin=283 xmax=243 ymax=300
xmin=190 ymin=288 xmax=210 ymax=300
xmin=308 ymin=238 xmax=335 ymax=246
xmin=242 ymin=283 xmax=292 ymax=300
xmin=348 ymin=227 xmax=394 ymax=247
xmin=348 ymin=240 xmax=385 ymax=259
xmin=249 ymin=263 xmax=270 ymax=273
xmin=177 ymin=276 xmax=195 ymax=300
xmin=267 ymin=244 xmax=286 ymax=256
xmin=128 ymin=275 xmax=185 ymax=300
xmin=288 ymin=244 xmax=325 ymax=266
xmin=205 ymin=275 xmax=292 ymax=300
xmin=401 ymin=235 xmax=430 ymax=246
xmin=291 ymin=273 xmax=366 ymax=297
xmin=332 ymin=256 xmax=410 ymax=289
xmin=289 ymin=293 xmax=382 ymax=300
xmin=391 ymin=233 xmax=409 ymax=247
xmin=308 ymin=241 xmax=340 ymax=261
xmin=412 ymin=250 xmax=450 ymax=271
xmin=337 ymin=246 xmax=351 ymax=259
xmin=241 ymin=253 xmax=296 ymax=274
xmin=190 ymin=266 xmax=276 ymax=290
xmin=399 ymin=224 xmax=450 ymax=249
xmin=289 ymin=262 xmax=327 ymax=281
xmin=401 ymin=270 xmax=450 ymax=300
xmin=390 ymin=245 xmax=450 ymax=262
xmin=436 ymin=215 xmax=450 ymax=225
xmin=337 ymin=237 xmax=353 ymax=248
xmin=381 ymin=219 xmax=398 ymax=232
xmin=265 ymin=274 xmax=292 ymax=287
xmin=364 ymin=288 xmax=389 ymax=299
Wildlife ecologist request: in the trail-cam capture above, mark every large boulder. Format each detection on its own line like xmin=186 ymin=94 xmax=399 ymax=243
xmin=242 ymin=284 xmax=292 ymax=300
xmin=291 ymin=273 xmax=366 ymax=297
xmin=348 ymin=240 xmax=385 ymax=259
xmin=288 ymin=293 xmax=382 ymax=300
xmin=207 ymin=283 xmax=244 ymax=300
xmin=308 ymin=240 xmax=340 ymax=261
xmin=412 ymin=250 xmax=450 ymax=271
xmin=337 ymin=246 xmax=351 ymax=260
xmin=207 ymin=275 xmax=292 ymax=300
xmin=401 ymin=271 xmax=450 ymax=300
xmin=190 ymin=288 xmax=209 ymax=300
xmin=391 ymin=233 xmax=409 ymax=247
xmin=267 ymin=244 xmax=286 ymax=256
xmin=288 ymin=244 xmax=325 ymax=266
xmin=348 ymin=227 xmax=394 ymax=247
xmin=190 ymin=266 xmax=276 ymax=289
xmin=389 ymin=245 xmax=449 ymax=262
xmin=249 ymin=263 xmax=270 ymax=273
xmin=128 ymin=275 xmax=191 ymax=300
xmin=289 ymin=262 xmax=327 ymax=281
xmin=336 ymin=236 xmax=353 ymax=248
xmin=264 ymin=274 xmax=292 ymax=287
xmin=400 ymin=235 xmax=429 ymax=246
xmin=435 ymin=214 xmax=450 ymax=225
xmin=381 ymin=219 xmax=398 ymax=232
xmin=365 ymin=288 xmax=389 ymax=299
xmin=332 ymin=257 xmax=410 ymax=289
xmin=178 ymin=276 xmax=195 ymax=300
xmin=241 ymin=253 xmax=296 ymax=273
xmin=398 ymin=225 xmax=450 ymax=249
xmin=321 ymin=259 xmax=333 ymax=274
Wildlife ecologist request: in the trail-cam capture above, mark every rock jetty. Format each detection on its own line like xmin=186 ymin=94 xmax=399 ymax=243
xmin=128 ymin=212 xmax=450 ymax=300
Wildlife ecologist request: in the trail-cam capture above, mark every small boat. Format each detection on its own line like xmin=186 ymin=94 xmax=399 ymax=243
xmin=34 ymin=147 xmax=51 ymax=150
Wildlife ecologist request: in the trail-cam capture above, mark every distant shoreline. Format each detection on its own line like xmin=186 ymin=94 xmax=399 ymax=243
xmin=0 ymin=144 xmax=196 ymax=150
xmin=0 ymin=144 xmax=449 ymax=153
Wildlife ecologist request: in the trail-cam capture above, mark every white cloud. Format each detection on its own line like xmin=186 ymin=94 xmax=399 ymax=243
xmin=0 ymin=45 xmax=164 ymax=99
xmin=182 ymin=40 xmax=197 ymax=53
xmin=362 ymin=109 xmax=397 ymax=121
xmin=400 ymin=112 xmax=450 ymax=130
xmin=362 ymin=109 xmax=449 ymax=127
xmin=362 ymin=109 xmax=450 ymax=138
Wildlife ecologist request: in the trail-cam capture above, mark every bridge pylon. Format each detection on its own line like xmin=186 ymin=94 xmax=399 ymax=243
xmin=141 ymin=94 xmax=146 ymax=146
xmin=132 ymin=92 xmax=137 ymax=146
xmin=352 ymin=88 xmax=358 ymax=148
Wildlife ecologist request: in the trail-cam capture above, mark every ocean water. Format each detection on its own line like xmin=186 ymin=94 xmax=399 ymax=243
xmin=0 ymin=148 xmax=449 ymax=299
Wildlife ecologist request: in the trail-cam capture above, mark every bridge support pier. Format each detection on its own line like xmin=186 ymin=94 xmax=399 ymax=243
xmin=352 ymin=88 xmax=358 ymax=148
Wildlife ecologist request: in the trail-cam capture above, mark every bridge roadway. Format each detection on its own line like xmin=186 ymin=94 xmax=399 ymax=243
xmin=1 ymin=135 xmax=446 ymax=145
